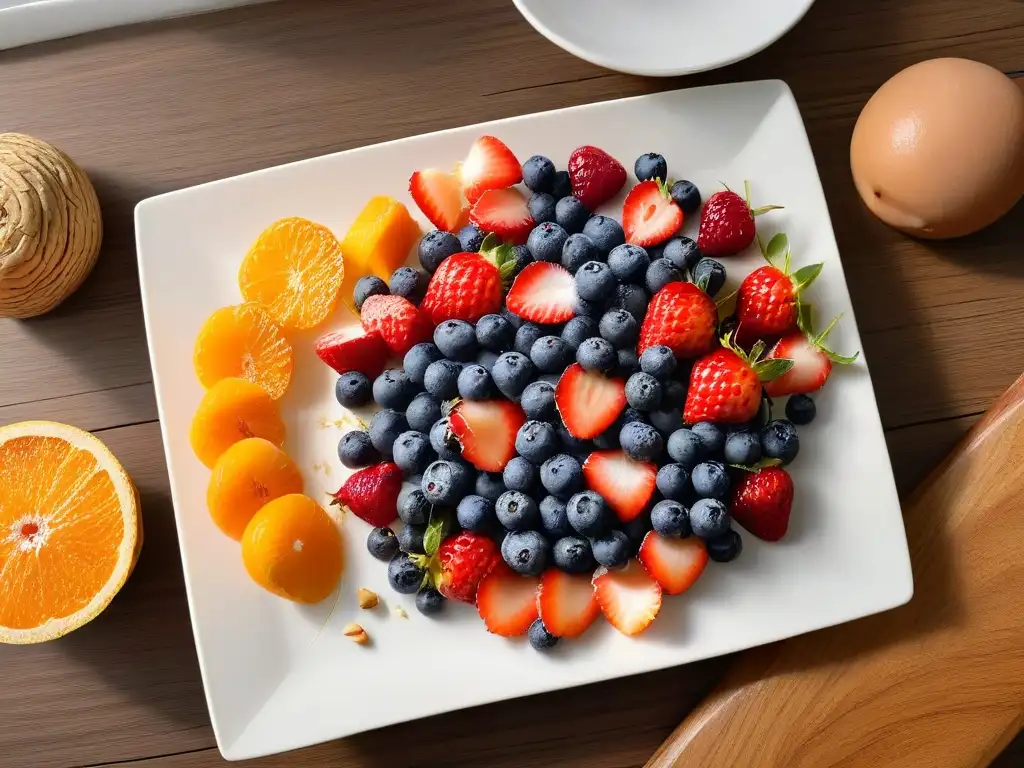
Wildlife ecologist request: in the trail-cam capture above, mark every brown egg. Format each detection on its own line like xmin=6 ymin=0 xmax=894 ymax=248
xmin=851 ymin=58 xmax=1024 ymax=239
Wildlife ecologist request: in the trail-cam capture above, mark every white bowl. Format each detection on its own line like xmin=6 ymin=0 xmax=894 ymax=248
xmin=513 ymin=0 xmax=816 ymax=77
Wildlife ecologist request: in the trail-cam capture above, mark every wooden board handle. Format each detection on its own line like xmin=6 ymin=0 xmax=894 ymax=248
xmin=647 ymin=374 xmax=1024 ymax=768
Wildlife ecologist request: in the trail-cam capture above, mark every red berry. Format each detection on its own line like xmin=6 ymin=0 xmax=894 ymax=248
xmin=409 ymin=168 xmax=468 ymax=232
xmin=469 ymin=188 xmax=534 ymax=244
xmin=314 ymin=330 xmax=389 ymax=378
xmin=637 ymin=282 xmax=717 ymax=359
xmin=683 ymin=347 xmax=763 ymax=424
xmin=730 ymin=467 xmax=794 ymax=542
xmin=420 ymin=252 xmax=504 ymax=326
xmin=537 ymin=569 xmax=601 ymax=639
xmin=505 ymin=262 xmax=577 ymax=324
xmin=360 ymin=294 xmax=433 ymax=356
xmin=582 ymin=450 xmax=657 ymax=523
xmin=448 ymin=399 xmax=526 ymax=473
xmin=555 ymin=364 xmax=627 ymax=440
xmin=568 ymin=145 xmax=626 ymax=211
xmin=592 ymin=560 xmax=662 ymax=636
xmin=459 ymin=136 xmax=522 ymax=204
xmin=331 ymin=462 xmax=403 ymax=527
xmin=697 ymin=184 xmax=781 ymax=257
xmin=637 ymin=532 xmax=708 ymax=595
xmin=476 ymin=563 xmax=540 ymax=636
xmin=436 ymin=531 xmax=499 ymax=603
xmin=622 ymin=180 xmax=683 ymax=247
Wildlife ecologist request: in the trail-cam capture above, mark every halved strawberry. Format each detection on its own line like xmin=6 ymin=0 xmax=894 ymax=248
xmin=360 ymin=294 xmax=434 ymax=356
xmin=592 ymin=560 xmax=662 ymax=636
xmin=505 ymin=262 xmax=577 ymax=324
xmin=622 ymin=180 xmax=683 ymax=247
xmin=314 ymin=330 xmax=389 ymax=378
xmin=582 ymin=450 xmax=657 ymax=522
xmin=555 ymin=364 xmax=627 ymax=440
xmin=638 ymin=532 xmax=709 ymax=595
xmin=459 ymin=136 xmax=522 ymax=205
xmin=763 ymin=315 xmax=858 ymax=397
xmin=476 ymin=563 xmax=540 ymax=637
xmin=448 ymin=399 xmax=526 ymax=472
xmin=537 ymin=569 xmax=601 ymax=638
xmin=469 ymin=188 xmax=534 ymax=244
xmin=409 ymin=168 xmax=469 ymax=232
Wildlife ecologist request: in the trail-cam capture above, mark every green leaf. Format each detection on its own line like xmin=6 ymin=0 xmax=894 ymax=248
xmin=729 ymin=457 xmax=783 ymax=472
xmin=423 ymin=509 xmax=453 ymax=558
xmin=756 ymin=394 xmax=774 ymax=427
xmin=715 ymin=290 xmax=738 ymax=323
xmin=478 ymin=232 xmax=503 ymax=254
xmin=791 ymin=263 xmax=823 ymax=292
xmin=753 ymin=358 xmax=794 ymax=382
xmin=797 ymin=301 xmax=815 ymax=336
xmin=824 ymin=349 xmax=860 ymax=365
xmin=764 ymin=233 xmax=789 ymax=268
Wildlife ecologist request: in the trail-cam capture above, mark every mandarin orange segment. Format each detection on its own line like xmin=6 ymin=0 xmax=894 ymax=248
xmin=193 ymin=302 xmax=294 ymax=400
xmin=239 ymin=217 xmax=345 ymax=330
xmin=339 ymin=197 xmax=421 ymax=314
xmin=189 ymin=377 xmax=286 ymax=468
xmin=241 ymin=494 xmax=343 ymax=603
xmin=207 ymin=438 xmax=303 ymax=540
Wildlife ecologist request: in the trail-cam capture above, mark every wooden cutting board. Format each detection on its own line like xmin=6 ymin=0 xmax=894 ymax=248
xmin=647 ymin=373 xmax=1024 ymax=768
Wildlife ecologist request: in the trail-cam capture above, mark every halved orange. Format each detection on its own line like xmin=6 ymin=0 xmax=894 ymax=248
xmin=238 ymin=217 xmax=345 ymax=331
xmin=193 ymin=302 xmax=293 ymax=400
xmin=190 ymin=377 xmax=286 ymax=468
xmin=0 ymin=421 xmax=141 ymax=644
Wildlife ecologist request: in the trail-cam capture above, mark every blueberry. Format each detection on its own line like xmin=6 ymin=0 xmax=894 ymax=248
xmin=422 ymin=459 xmax=473 ymax=505
xmin=525 ymin=335 xmax=570 ymax=374
xmin=611 ymin=283 xmax=649 ymax=321
xmin=621 ymin=510 xmax=653 ymax=547
xmin=646 ymin=258 xmax=684 ymax=295
xmin=539 ymin=496 xmax=572 ymax=538
xmin=404 ymin=343 xmax=444 ymax=386
xmin=575 ymin=261 xmax=616 ymax=302
xmin=514 ymin=322 xmax=547 ymax=356
xmin=393 ymin=431 xmax=434 ymax=476
xmin=541 ymin=454 xmax=584 ymax=500
xmin=670 ymin=180 xmax=702 ymax=216
xmin=617 ymin=407 xmax=648 ymax=427
xmin=662 ymin=236 xmax=702 ymax=273
xmin=528 ymin=192 xmax=557 ymax=224
xmin=607 ymin=244 xmax=650 ymax=283
xmin=651 ymin=499 xmax=691 ymax=538
xmin=398 ymin=523 xmax=426 ymax=554
xmin=476 ymin=349 xmax=500 ymax=373
xmin=707 ymin=528 xmax=743 ymax=563
xmin=501 ymin=306 xmax=524 ymax=331
xmin=399 ymin=488 xmax=430 ymax=525
xmin=501 ymin=530 xmax=550 ymax=576
xmin=354 ymin=275 xmax=388 ymax=310
xmin=599 ymin=309 xmax=639 ymax=348
xmin=368 ymin=409 xmax=408 ymax=458
xmin=634 ymin=152 xmax=668 ymax=182
xmin=523 ymin=154 xmax=556 ymax=193
xmin=457 ymin=223 xmax=486 ymax=252
xmin=521 ymin=381 xmax=557 ymax=421
xmin=555 ymin=421 xmax=591 ymax=457
xmin=372 ymin=369 xmax=417 ymax=410
xmin=434 ymin=320 xmax=478 ymax=362
xmin=515 ymin=420 xmax=559 ymax=465
xmin=429 ymin=418 xmax=461 ymax=461
xmin=551 ymin=535 xmax=595 ymax=573
xmin=566 ymin=490 xmax=611 ymax=537
xmin=616 ymin=348 xmax=641 ymax=378
xmin=591 ymin=529 xmax=632 ymax=567
xmin=338 ymin=430 xmax=379 ymax=469
xmin=761 ymin=420 xmax=800 ymax=464
xmin=367 ymin=526 xmax=400 ymax=560
xmin=388 ymin=552 xmax=425 ymax=594
xmin=474 ymin=313 xmax=513 ymax=353
xmin=691 ymin=421 xmax=725 ymax=456
xmin=625 ymin=372 xmax=662 ymax=412
xmin=527 ymin=222 xmax=569 ymax=263
xmin=574 ymin=337 xmax=613 ymax=373
xmin=667 ymin=428 xmax=705 ymax=468
xmin=650 ymin=408 xmax=682 ymax=436
xmin=457 ymin=364 xmax=494 ymax=400
xmin=555 ymin=196 xmax=591 ymax=234
xmin=419 ymin=230 xmax=461 ymax=274
xmin=786 ymin=394 xmax=816 ymax=425
xmin=415 ymin=587 xmax=446 ymax=615
xmin=662 ymin=379 xmax=688 ymax=409
xmin=574 ymin=295 xmax=605 ymax=319
xmin=656 ymin=463 xmax=690 ymax=502
xmin=582 ymin=215 xmax=625 ymax=256
xmin=690 ymin=498 xmax=731 ymax=540
xmin=561 ymin=233 xmax=600 ymax=273
xmin=561 ymin=316 xmax=599 ymax=350
xmin=528 ymin=618 xmax=559 ymax=650
xmin=495 ymin=491 xmax=541 ymax=531
xmin=551 ymin=170 xmax=572 ymax=200
xmin=692 ymin=258 xmax=727 ymax=298
xmin=389 ymin=266 xmax=428 ymax=304
xmin=475 ymin=471 xmax=506 ymax=502
xmin=509 ymin=245 xmax=534 ymax=278
xmin=619 ymin=420 xmax=664 ymax=462
xmin=423 ymin=359 xmax=462 ymax=400
xmin=503 ymin=456 xmax=539 ymax=494
xmin=406 ymin=392 xmax=442 ymax=434
xmin=593 ymin=428 xmax=619 ymax=450
xmin=724 ymin=430 xmax=762 ymax=466
xmin=640 ymin=345 xmax=676 ymax=380
xmin=335 ymin=371 xmax=371 ymax=407
xmin=491 ymin=352 xmax=536 ymax=399
xmin=457 ymin=494 xmax=497 ymax=532
xmin=691 ymin=461 xmax=730 ymax=499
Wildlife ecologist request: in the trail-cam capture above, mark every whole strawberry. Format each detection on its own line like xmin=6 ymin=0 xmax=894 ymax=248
xmin=331 ymin=462 xmax=403 ymax=527
xmin=730 ymin=466 xmax=794 ymax=541
xmin=697 ymin=182 xmax=781 ymax=257
xmin=360 ymin=294 xmax=433 ymax=356
xmin=435 ymin=531 xmax=499 ymax=603
xmin=568 ymin=145 xmax=626 ymax=211
xmin=420 ymin=234 xmax=518 ymax=325
xmin=637 ymin=281 xmax=718 ymax=358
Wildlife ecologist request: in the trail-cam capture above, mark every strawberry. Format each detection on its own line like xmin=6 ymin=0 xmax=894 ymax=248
xmin=420 ymin=235 xmax=518 ymax=325
xmin=360 ymin=294 xmax=433 ymax=356
xmin=622 ymin=180 xmax=683 ymax=247
xmin=314 ymin=330 xmax=389 ymax=378
xmin=448 ymin=398 xmax=526 ymax=472
xmin=637 ymin=281 xmax=718 ymax=358
xmin=331 ymin=462 xmax=403 ymax=527
xmin=435 ymin=530 xmax=499 ymax=603
xmin=697 ymin=182 xmax=782 ymax=257
xmin=505 ymin=261 xmax=577 ymax=324
xmin=537 ymin=569 xmax=601 ymax=638
xmin=592 ymin=560 xmax=662 ymax=636
xmin=763 ymin=314 xmax=858 ymax=396
xmin=683 ymin=335 xmax=793 ymax=424
xmin=638 ymin=532 xmax=708 ymax=595
xmin=476 ymin=563 xmax=540 ymax=637
xmin=469 ymin=188 xmax=534 ymax=244
xmin=582 ymin=450 xmax=657 ymax=522
xmin=730 ymin=466 xmax=794 ymax=541
xmin=459 ymin=136 xmax=522 ymax=205
xmin=409 ymin=167 xmax=469 ymax=232
xmin=555 ymin=364 xmax=627 ymax=440
xmin=568 ymin=145 xmax=626 ymax=211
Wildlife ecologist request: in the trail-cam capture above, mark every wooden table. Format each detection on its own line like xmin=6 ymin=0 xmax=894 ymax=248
xmin=1 ymin=1 xmax=1022 ymax=766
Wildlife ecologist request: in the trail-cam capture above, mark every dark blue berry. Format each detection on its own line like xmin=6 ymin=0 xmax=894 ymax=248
xmin=415 ymin=587 xmax=445 ymax=615
xmin=515 ymin=420 xmax=559 ymax=464
xmin=640 ymin=345 xmax=676 ymax=380
xmin=368 ymin=409 xmax=408 ymax=458
xmin=457 ymin=364 xmax=494 ymax=400
xmin=354 ymin=275 xmax=388 ymax=310
xmin=555 ymin=421 xmax=591 ymax=457
xmin=662 ymin=236 xmax=702 ymax=273
xmin=476 ymin=349 xmax=499 ymax=373
xmin=423 ymin=359 xmax=461 ymax=400
xmin=551 ymin=170 xmax=572 ymax=200
xmin=691 ymin=461 xmax=730 ymax=499
xmin=503 ymin=456 xmax=538 ymax=494
xmin=561 ymin=233 xmax=600 ymax=273
xmin=496 ymin=491 xmax=540 ymax=531
xmin=645 ymin=258 xmax=684 ymax=295
xmin=625 ymin=372 xmax=662 ymax=412
xmin=422 ymin=459 xmax=473 ymax=505
xmin=514 ymin=322 xmax=547 ymax=356
xmin=509 ymin=245 xmax=534 ymax=278
xmin=650 ymin=408 xmax=682 ymax=436
xmin=521 ymin=381 xmax=557 ymax=421
xmin=617 ymin=407 xmax=648 ymax=427
xmin=691 ymin=421 xmax=726 ymax=456
xmin=662 ymin=379 xmax=688 ymax=408
xmin=786 ymin=394 xmax=816 ymax=425
xmin=372 ymin=369 xmax=417 ymax=410
xmin=552 ymin=535 xmax=595 ymax=573
xmin=656 ymin=463 xmax=690 ymax=501
xmin=724 ymin=430 xmax=762 ymax=465
xmin=616 ymin=348 xmax=641 ymax=378
xmin=457 ymin=495 xmax=497 ymax=532
xmin=367 ymin=526 xmax=399 ymax=561
xmin=527 ymin=335 xmax=571 ymax=374
xmin=523 ymin=155 xmax=556 ymax=193
xmin=576 ymin=337 xmax=616 ymax=373
xmin=669 ymin=180 xmax=701 ymax=215
xmin=475 ymin=471 xmax=506 ymax=502
xmin=539 ymin=496 xmax=573 ymax=538
xmin=389 ymin=266 xmax=428 ymax=304
xmin=528 ymin=192 xmax=556 ymax=224
xmin=429 ymin=418 xmax=461 ymax=461
xmin=582 ymin=215 xmax=625 ymax=256
xmin=561 ymin=316 xmax=599 ymax=349
xmin=634 ymin=152 xmax=667 ymax=182
xmin=501 ymin=530 xmax=549 ymax=576
xmin=693 ymin=258 xmax=727 ymax=298
xmin=574 ymin=295 xmax=605 ymax=319
xmin=528 ymin=619 xmax=559 ymax=650
xmin=398 ymin=523 xmax=426 ymax=554
xmin=335 ymin=371 xmax=372 ymax=407
xmin=541 ymin=454 xmax=584 ymax=500
xmin=651 ymin=499 xmax=691 ymax=538
xmin=501 ymin=306 xmax=524 ymax=331
xmin=761 ymin=420 xmax=800 ymax=464
xmin=393 ymin=430 xmax=434 ymax=476
xmin=418 ymin=230 xmax=461 ymax=273
xmin=388 ymin=552 xmax=425 ymax=594
xmin=611 ymin=283 xmax=649 ymax=321
xmin=399 ymin=488 xmax=430 ymax=525
xmin=406 ymin=392 xmax=442 ymax=434
xmin=707 ymin=528 xmax=743 ymax=562
xmin=338 ymin=430 xmax=379 ymax=469
xmin=591 ymin=529 xmax=632 ymax=567
xmin=457 ymin=223 xmax=485 ymax=252
xmin=621 ymin=510 xmax=653 ymax=547
xmin=607 ymin=243 xmax=650 ymax=283
xmin=690 ymin=497 xmax=731 ymax=540
xmin=599 ymin=309 xmax=639 ymax=348
xmin=527 ymin=222 xmax=569 ymax=263
xmin=555 ymin=196 xmax=591 ymax=234
xmin=404 ymin=343 xmax=444 ymax=386
xmin=491 ymin=352 xmax=536 ymax=399
xmin=566 ymin=490 xmax=611 ymax=537
xmin=575 ymin=261 xmax=616 ymax=302
xmin=619 ymin=420 xmax=664 ymax=461
xmin=475 ymin=313 xmax=514 ymax=353
xmin=667 ymin=428 xmax=705 ymax=468
xmin=434 ymin=320 xmax=478 ymax=362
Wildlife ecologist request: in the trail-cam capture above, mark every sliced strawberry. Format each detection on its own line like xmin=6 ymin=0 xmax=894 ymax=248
xmin=537 ymin=569 xmax=601 ymax=638
xmin=568 ymin=145 xmax=627 ymax=211
xmin=476 ymin=563 xmax=540 ymax=637
xmin=505 ymin=262 xmax=577 ymax=324
xmin=314 ymin=330 xmax=390 ymax=378
xmin=448 ymin=399 xmax=526 ymax=472
xmin=459 ymin=136 xmax=522 ymax=205
xmin=582 ymin=450 xmax=657 ymax=522
xmin=409 ymin=168 xmax=468 ymax=232
xmin=360 ymin=294 xmax=434 ymax=356
xmin=622 ymin=180 xmax=683 ymax=247
xmin=638 ymin=532 xmax=708 ymax=595
xmin=592 ymin=560 xmax=662 ymax=636
xmin=763 ymin=316 xmax=858 ymax=397
xmin=555 ymin=364 xmax=627 ymax=440
xmin=469 ymin=188 xmax=534 ymax=244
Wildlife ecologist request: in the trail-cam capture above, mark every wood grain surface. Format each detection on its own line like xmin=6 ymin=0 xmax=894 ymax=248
xmin=0 ymin=0 xmax=1021 ymax=766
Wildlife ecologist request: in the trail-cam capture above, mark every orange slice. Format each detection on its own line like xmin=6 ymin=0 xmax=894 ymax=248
xmin=0 ymin=421 xmax=141 ymax=644
xmin=339 ymin=197 xmax=421 ymax=313
xmin=193 ymin=302 xmax=293 ymax=400
xmin=238 ymin=217 xmax=345 ymax=330
xmin=241 ymin=494 xmax=343 ymax=603
xmin=190 ymin=377 xmax=286 ymax=468
xmin=207 ymin=437 xmax=303 ymax=540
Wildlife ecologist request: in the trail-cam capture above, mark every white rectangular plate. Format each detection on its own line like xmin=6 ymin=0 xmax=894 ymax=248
xmin=135 ymin=80 xmax=912 ymax=761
